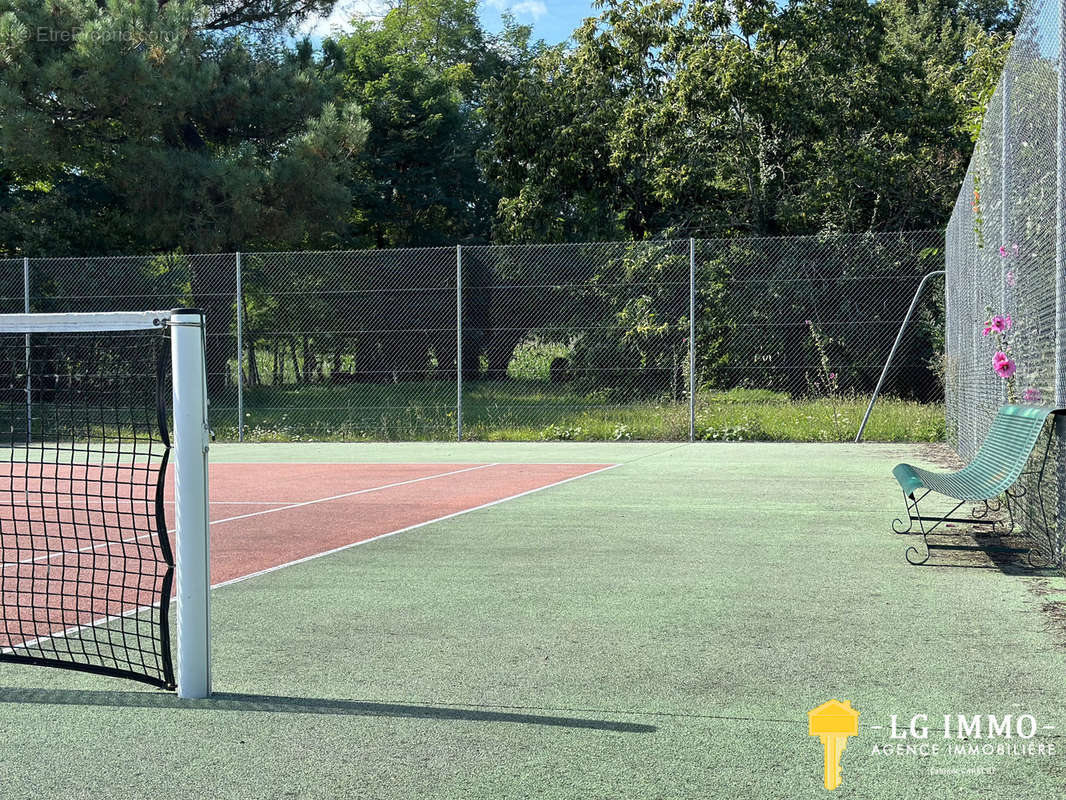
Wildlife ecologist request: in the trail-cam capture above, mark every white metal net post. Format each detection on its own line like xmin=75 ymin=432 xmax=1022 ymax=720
xmin=170 ymin=308 xmax=212 ymax=699
xmin=0 ymin=309 xmax=210 ymax=694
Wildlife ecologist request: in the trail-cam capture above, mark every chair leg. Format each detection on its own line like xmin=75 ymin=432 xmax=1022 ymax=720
xmin=992 ymin=491 xmax=1017 ymax=536
xmin=892 ymin=490 xmax=916 ymax=534
xmin=904 ymin=495 xmax=931 ymax=565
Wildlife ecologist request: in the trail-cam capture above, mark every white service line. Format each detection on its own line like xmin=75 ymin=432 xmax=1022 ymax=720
xmin=213 ymin=462 xmax=621 ymax=589
xmin=209 ymin=463 xmax=497 ymax=525
xmin=166 ymin=500 xmax=301 ymax=506
xmin=1 ymin=462 xmax=621 ymax=655
xmin=4 ymin=463 xmax=497 ymax=568
xmin=0 ymin=598 xmax=160 ymax=655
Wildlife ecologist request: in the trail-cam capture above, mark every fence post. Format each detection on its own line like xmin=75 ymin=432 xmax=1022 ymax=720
xmin=23 ymin=256 xmax=30 ymax=443
xmin=456 ymin=244 xmax=463 ymax=442
xmin=235 ymin=252 xmax=244 ymax=443
xmin=1056 ymin=0 xmax=1066 ymax=564
xmin=689 ymin=238 xmax=696 ymax=442
xmin=1000 ymin=72 xmax=1011 ymax=303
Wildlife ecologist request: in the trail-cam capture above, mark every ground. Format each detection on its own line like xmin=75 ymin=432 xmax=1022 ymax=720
xmin=0 ymin=442 xmax=1064 ymax=799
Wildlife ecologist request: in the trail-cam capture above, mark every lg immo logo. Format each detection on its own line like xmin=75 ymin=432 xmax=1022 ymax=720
xmin=808 ymin=699 xmax=1057 ymax=792
xmin=808 ymin=699 xmax=859 ymax=791
xmin=872 ymin=713 xmax=1056 ymax=757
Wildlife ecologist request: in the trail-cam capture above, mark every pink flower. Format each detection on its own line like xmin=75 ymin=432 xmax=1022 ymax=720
xmin=1023 ymin=387 xmax=1042 ymax=403
xmin=993 ymin=353 xmax=1016 ymax=379
xmin=1007 ymin=270 xmax=1017 ymax=287
xmin=999 ymin=246 xmax=1008 ymax=257
xmin=829 ymin=372 xmax=836 ymax=380
xmin=990 ymin=315 xmax=1010 ymax=333
xmin=982 ymin=324 xmax=993 ymax=337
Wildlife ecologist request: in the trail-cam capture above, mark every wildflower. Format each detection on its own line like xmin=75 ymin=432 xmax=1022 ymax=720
xmin=985 ymin=316 xmax=1011 ymax=335
xmin=993 ymin=353 xmax=1016 ymax=379
xmin=999 ymin=246 xmax=1008 ymax=258
xmin=1007 ymin=270 xmax=1016 ymax=288
xmin=829 ymin=373 xmax=836 ymax=381
xmin=1023 ymin=387 xmax=1042 ymax=404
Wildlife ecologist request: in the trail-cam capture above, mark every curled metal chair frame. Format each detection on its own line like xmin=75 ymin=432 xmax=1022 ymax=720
xmin=893 ymin=431 xmax=1057 ymax=567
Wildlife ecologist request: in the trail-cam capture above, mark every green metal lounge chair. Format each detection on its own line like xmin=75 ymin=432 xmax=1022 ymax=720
xmin=892 ymin=405 xmax=1062 ymax=565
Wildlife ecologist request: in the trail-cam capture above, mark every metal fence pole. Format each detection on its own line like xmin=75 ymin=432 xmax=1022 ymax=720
xmin=1001 ymin=72 xmax=1012 ymax=302
xmin=232 ymin=251 xmax=243 ymax=445
xmin=856 ymin=270 xmax=945 ymax=442
xmin=689 ymin=238 xmax=696 ymax=442
xmin=23 ymin=256 xmax=30 ymax=443
xmin=456 ymin=244 xmax=463 ymax=442
xmin=1054 ymin=3 xmax=1066 ymax=558
xmin=235 ymin=252 xmax=244 ymax=442
xmin=1056 ymin=0 xmax=1066 ymax=563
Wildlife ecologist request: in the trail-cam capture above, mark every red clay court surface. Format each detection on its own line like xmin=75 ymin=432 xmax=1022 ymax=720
xmin=1 ymin=462 xmax=616 ymax=650
xmin=184 ymin=462 xmax=616 ymax=586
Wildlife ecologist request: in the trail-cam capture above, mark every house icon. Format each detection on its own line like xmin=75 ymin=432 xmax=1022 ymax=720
xmin=808 ymin=699 xmax=859 ymax=790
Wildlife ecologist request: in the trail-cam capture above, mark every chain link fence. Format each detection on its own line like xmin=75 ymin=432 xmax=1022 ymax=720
xmin=9 ymin=229 xmax=944 ymax=441
xmin=945 ymin=0 xmax=1066 ymax=563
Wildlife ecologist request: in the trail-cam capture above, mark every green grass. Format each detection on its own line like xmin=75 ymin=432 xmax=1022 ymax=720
xmin=219 ymin=383 xmax=945 ymax=443
xmin=2 ymin=442 xmax=1064 ymax=798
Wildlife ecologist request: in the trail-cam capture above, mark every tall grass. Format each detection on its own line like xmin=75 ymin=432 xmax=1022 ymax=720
xmin=217 ymin=383 xmax=944 ymax=443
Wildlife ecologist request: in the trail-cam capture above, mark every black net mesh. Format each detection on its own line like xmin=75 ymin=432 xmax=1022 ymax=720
xmin=0 ymin=328 xmax=174 ymax=689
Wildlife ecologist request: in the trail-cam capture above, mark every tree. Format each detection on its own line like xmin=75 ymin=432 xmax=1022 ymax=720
xmin=330 ymin=0 xmax=524 ymax=248
xmin=0 ymin=0 xmax=368 ymax=392
xmin=484 ymin=0 xmax=1018 ymax=242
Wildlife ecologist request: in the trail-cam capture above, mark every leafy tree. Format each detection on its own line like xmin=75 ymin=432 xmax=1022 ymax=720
xmin=329 ymin=0 xmax=534 ymax=248
xmin=485 ymin=0 xmax=1017 ymax=241
xmin=0 ymin=0 xmax=368 ymax=391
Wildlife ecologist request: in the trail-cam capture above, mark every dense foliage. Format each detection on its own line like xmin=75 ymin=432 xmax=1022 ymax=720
xmin=0 ymin=0 xmax=1014 ymax=253
xmin=0 ymin=0 xmax=1014 ymax=406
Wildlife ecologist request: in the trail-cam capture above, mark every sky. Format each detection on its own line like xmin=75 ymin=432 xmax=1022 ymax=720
xmin=300 ymin=0 xmax=598 ymax=45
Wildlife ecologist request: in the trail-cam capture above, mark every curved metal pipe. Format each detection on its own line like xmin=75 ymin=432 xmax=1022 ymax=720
xmin=855 ymin=269 xmax=946 ymax=443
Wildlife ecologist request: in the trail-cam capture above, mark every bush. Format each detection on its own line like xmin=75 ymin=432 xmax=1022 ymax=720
xmin=507 ymin=338 xmax=573 ymax=382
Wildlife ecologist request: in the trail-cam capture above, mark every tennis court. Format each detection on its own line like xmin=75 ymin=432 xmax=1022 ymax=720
xmin=1 ymin=441 xmax=1065 ymax=799
xmin=0 ymin=461 xmax=612 ymax=664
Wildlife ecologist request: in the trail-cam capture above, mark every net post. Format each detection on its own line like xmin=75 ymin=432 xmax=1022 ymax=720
xmin=22 ymin=257 xmax=30 ymax=444
xmin=456 ymin=244 xmax=463 ymax=442
xmin=171 ymin=308 xmax=211 ymax=699
xmin=689 ymin=238 xmax=696 ymax=443
xmin=236 ymin=252 xmax=244 ymax=443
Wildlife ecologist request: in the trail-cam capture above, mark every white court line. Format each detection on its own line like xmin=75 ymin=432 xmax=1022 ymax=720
xmin=1 ymin=462 xmax=621 ymax=656
xmin=1 ymin=598 xmax=160 ymax=655
xmin=4 ymin=463 xmax=496 ymax=568
xmin=167 ymin=500 xmax=301 ymax=506
xmin=209 ymin=463 xmax=496 ymax=525
xmin=213 ymin=463 xmax=621 ymax=589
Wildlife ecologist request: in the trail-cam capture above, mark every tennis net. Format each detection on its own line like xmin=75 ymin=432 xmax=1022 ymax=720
xmin=0 ymin=310 xmax=210 ymax=694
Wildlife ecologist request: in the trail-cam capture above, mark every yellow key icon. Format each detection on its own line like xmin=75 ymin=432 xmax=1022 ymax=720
xmin=808 ymin=699 xmax=859 ymax=790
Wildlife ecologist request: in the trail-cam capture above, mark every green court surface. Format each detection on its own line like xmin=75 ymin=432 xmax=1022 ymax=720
xmin=2 ymin=442 xmax=1065 ymax=799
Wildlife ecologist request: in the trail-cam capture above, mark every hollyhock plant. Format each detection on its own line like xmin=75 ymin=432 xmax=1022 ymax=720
xmin=1023 ymin=387 xmax=1042 ymax=404
xmin=983 ymin=304 xmax=1017 ymax=402
xmin=993 ymin=355 xmax=1016 ymax=379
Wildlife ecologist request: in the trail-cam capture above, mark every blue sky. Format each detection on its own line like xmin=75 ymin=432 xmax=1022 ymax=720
xmin=301 ymin=0 xmax=598 ymax=45
xmin=480 ymin=0 xmax=598 ymax=43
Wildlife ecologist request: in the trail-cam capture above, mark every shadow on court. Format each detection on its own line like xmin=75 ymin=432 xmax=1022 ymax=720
xmin=0 ymin=687 xmax=656 ymax=733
